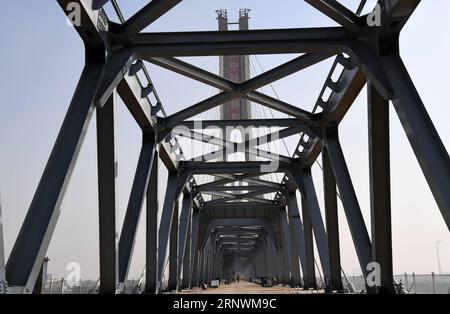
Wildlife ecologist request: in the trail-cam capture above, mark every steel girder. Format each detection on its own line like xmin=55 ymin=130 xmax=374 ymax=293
xmin=6 ymin=61 xmax=105 ymax=293
xmin=97 ymin=93 xmax=118 ymax=294
xmin=145 ymin=152 xmax=159 ymax=293
xmin=322 ymin=147 xmax=343 ymax=291
xmin=118 ymin=138 xmax=156 ymax=285
xmin=177 ymin=195 xmax=192 ymax=290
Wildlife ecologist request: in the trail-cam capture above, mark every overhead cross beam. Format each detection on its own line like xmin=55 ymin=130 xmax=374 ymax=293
xmin=149 ymin=55 xmax=326 ymax=129
xmin=129 ymin=27 xmax=351 ymax=56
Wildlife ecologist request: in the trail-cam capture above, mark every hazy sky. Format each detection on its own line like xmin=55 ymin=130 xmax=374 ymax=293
xmin=0 ymin=0 xmax=449 ymax=281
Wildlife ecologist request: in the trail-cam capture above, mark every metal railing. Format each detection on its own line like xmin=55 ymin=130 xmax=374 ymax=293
xmin=345 ymin=273 xmax=450 ymax=294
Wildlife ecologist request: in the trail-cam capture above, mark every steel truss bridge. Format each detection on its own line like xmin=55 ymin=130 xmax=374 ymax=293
xmin=2 ymin=0 xmax=450 ymax=294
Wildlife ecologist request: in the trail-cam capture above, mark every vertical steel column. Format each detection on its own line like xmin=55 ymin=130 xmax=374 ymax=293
xmin=287 ymin=192 xmax=308 ymax=287
xmin=300 ymin=169 xmax=332 ymax=291
xmin=157 ymin=172 xmax=186 ymax=291
xmin=322 ymin=148 xmax=343 ymax=291
xmin=275 ymin=245 xmax=283 ymax=282
xmin=203 ymin=242 xmax=209 ymax=283
xmin=301 ymin=197 xmax=317 ymax=289
xmin=288 ymin=214 xmax=302 ymax=286
xmin=118 ymin=138 xmax=156 ymax=284
xmin=189 ymin=209 xmax=200 ymax=288
xmin=282 ymin=250 xmax=290 ymax=284
xmin=6 ymin=62 xmax=104 ymax=292
xmin=264 ymin=240 xmax=273 ymax=278
xmin=368 ymin=82 xmax=394 ymax=293
xmin=381 ymin=53 xmax=450 ymax=229
xmin=325 ymin=132 xmax=372 ymax=277
xmin=182 ymin=211 xmax=191 ymax=289
xmin=279 ymin=207 xmax=293 ymax=283
xmin=192 ymin=250 xmax=199 ymax=287
xmin=198 ymin=251 xmax=203 ymax=285
xmin=177 ymin=195 xmax=191 ymax=290
xmin=168 ymin=201 xmax=179 ymax=291
xmin=145 ymin=154 xmax=158 ymax=293
xmin=96 ymin=93 xmax=118 ymax=294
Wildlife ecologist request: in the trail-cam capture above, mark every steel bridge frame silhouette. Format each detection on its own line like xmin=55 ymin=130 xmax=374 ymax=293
xmin=4 ymin=0 xmax=450 ymax=294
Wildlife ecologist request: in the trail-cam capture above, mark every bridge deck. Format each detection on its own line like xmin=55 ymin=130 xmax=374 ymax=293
xmin=179 ymin=281 xmax=324 ymax=294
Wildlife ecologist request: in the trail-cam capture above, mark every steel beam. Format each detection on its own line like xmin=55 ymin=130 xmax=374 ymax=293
xmin=118 ymin=138 xmax=156 ymax=284
xmin=244 ymin=91 xmax=315 ymax=122
xmin=210 ymin=174 xmax=282 ymax=188
xmin=301 ymin=196 xmax=316 ymax=289
xmin=197 ymin=127 xmax=302 ymax=163
xmin=182 ymin=216 xmax=191 ymax=289
xmin=162 ymin=92 xmax=234 ymax=130
xmin=199 ymin=186 xmax=278 ymax=193
xmin=95 ymin=50 xmax=136 ymax=107
xmin=304 ymin=0 xmax=361 ymax=32
xmin=325 ymin=132 xmax=372 ymax=277
xmin=201 ymin=189 xmax=276 ymax=200
xmin=287 ymin=193 xmax=309 ymax=287
xmin=172 ymin=129 xmax=289 ymax=163
xmin=177 ymin=195 xmax=192 ymax=290
xmin=6 ymin=62 xmax=104 ymax=292
xmin=91 ymin=0 xmax=110 ymax=10
xmin=147 ymin=57 xmax=236 ymax=92
xmin=322 ymin=147 xmax=343 ymax=291
xmin=149 ymin=56 xmax=320 ymax=124
xmin=131 ymin=27 xmax=350 ymax=56
xmin=145 ymin=152 xmax=158 ymax=293
xmin=190 ymin=209 xmax=200 ymax=288
xmin=168 ymin=201 xmax=179 ymax=291
xmin=96 ymin=93 xmax=118 ymax=294
xmin=113 ymin=0 xmax=182 ymax=37
xmin=300 ymin=169 xmax=332 ymax=291
xmin=381 ymin=53 xmax=450 ymax=230
xmin=175 ymin=119 xmax=307 ymax=130
xmin=201 ymin=219 xmax=278 ymax=251
xmin=288 ymin=211 xmax=302 ymax=286
xmin=279 ymin=207 xmax=293 ymax=282
xmin=367 ymin=82 xmax=394 ymax=293
xmin=157 ymin=172 xmax=188 ymax=292
xmin=180 ymin=161 xmax=290 ymax=175
xmin=239 ymin=52 xmax=336 ymax=92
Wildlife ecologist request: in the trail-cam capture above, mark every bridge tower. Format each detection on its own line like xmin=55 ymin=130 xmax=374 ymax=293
xmin=216 ymin=9 xmax=253 ymax=281
xmin=217 ymin=9 xmax=252 ymax=161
